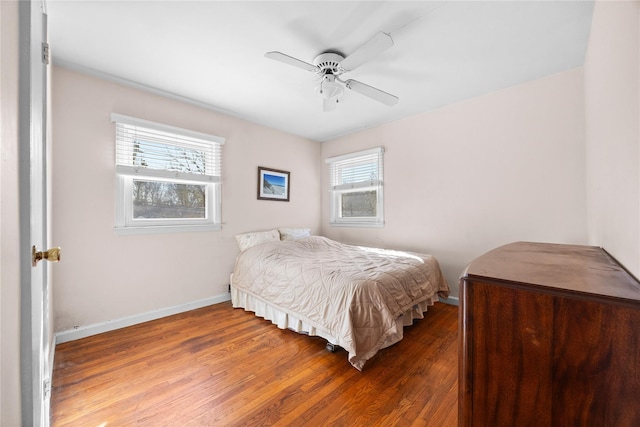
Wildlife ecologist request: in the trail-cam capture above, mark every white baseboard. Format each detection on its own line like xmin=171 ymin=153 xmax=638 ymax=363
xmin=55 ymin=293 xmax=231 ymax=344
xmin=441 ymin=296 xmax=459 ymax=306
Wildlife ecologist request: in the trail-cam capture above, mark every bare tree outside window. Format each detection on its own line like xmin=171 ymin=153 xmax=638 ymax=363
xmin=131 ymin=141 xmax=207 ymax=219
xmin=341 ymin=191 xmax=377 ymax=217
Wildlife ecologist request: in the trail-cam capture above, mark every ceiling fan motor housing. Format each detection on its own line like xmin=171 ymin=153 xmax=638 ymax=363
xmin=313 ymin=52 xmax=345 ymax=76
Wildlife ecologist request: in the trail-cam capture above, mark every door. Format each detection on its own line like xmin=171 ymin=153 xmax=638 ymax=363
xmin=19 ymin=2 xmax=53 ymax=426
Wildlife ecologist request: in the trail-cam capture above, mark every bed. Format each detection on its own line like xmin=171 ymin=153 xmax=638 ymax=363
xmin=230 ymin=229 xmax=450 ymax=370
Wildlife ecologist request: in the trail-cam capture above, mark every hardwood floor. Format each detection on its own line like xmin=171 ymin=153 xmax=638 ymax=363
xmin=51 ymin=301 xmax=458 ymax=426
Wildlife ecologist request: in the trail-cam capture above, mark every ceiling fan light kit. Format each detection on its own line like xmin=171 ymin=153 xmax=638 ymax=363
xmin=318 ymin=75 xmax=344 ymax=99
xmin=265 ymin=31 xmax=399 ymax=112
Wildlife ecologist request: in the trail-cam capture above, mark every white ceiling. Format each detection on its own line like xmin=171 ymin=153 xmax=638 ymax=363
xmin=47 ymin=1 xmax=594 ymax=142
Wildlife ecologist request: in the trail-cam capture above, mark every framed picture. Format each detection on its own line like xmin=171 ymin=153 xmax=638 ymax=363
xmin=258 ymin=166 xmax=290 ymax=201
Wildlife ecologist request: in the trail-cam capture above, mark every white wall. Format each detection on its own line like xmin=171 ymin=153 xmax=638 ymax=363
xmin=321 ymin=68 xmax=588 ymax=297
xmin=51 ymin=0 xmax=640 ymax=335
xmin=585 ymin=0 xmax=640 ymax=278
xmin=1 ymin=1 xmax=22 ymax=424
xmin=52 ymin=67 xmax=321 ymax=332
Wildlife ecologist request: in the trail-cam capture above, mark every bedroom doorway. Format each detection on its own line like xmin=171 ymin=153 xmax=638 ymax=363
xmin=19 ymin=1 xmax=53 ymax=425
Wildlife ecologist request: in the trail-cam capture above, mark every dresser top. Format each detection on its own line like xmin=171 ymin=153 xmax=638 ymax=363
xmin=462 ymin=242 xmax=640 ymax=303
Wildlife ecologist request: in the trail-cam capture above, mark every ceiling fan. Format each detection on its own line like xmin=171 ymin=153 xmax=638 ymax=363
xmin=265 ymin=32 xmax=399 ymax=112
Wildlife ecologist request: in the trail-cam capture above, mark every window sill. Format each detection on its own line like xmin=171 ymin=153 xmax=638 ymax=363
xmin=329 ymin=221 xmax=385 ymax=228
xmin=114 ymin=224 xmax=221 ymax=236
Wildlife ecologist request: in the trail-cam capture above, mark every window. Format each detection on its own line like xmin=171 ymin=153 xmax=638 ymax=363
xmin=111 ymin=113 xmax=224 ymax=233
xmin=326 ymin=147 xmax=384 ymax=227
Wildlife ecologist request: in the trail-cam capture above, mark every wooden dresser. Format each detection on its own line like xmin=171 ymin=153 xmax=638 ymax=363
xmin=458 ymin=242 xmax=640 ymax=427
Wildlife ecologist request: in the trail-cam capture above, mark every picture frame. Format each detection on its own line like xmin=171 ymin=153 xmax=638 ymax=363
xmin=257 ymin=166 xmax=290 ymax=201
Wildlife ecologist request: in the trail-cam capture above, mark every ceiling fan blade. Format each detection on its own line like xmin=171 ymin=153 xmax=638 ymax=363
xmin=323 ymin=97 xmax=338 ymax=112
xmin=264 ymin=51 xmax=317 ymax=72
xmin=340 ymin=32 xmax=394 ymax=72
xmin=345 ymin=79 xmax=399 ymax=106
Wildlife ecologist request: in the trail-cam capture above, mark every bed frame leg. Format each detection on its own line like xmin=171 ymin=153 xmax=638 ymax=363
xmin=326 ymin=342 xmax=338 ymax=353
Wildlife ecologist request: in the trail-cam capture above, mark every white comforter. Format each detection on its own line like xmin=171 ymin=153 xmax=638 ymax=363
xmin=231 ymin=236 xmax=449 ymax=370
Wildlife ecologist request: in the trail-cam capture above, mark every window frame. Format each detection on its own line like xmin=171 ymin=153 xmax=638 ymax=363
xmin=111 ymin=113 xmax=224 ymax=235
xmin=326 ymin=147 xmax=385 ymax=227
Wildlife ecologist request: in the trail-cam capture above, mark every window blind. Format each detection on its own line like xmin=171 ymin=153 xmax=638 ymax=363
xmin=111 ymin=113 xmax=224 ymax=183
xmin=326 ymin=147 xmax=384 ymax=191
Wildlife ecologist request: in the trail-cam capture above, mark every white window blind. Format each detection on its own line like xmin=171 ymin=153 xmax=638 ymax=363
xmin=111 ymin=113 xmax=224 ymax=183
xmin=327 ymin=147 xmax=384 ymax=191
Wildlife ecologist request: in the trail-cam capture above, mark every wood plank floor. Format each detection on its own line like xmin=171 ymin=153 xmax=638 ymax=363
xmin=51 ymin=301 xmax=459 ymax=426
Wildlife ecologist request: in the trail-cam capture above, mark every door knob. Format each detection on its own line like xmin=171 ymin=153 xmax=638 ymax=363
xmin=32 ymin=245 xmax=61 ymax=267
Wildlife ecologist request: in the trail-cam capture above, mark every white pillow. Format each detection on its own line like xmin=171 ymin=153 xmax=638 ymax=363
xmin=278 ymin=227 xmax=311 ymax=241
xmin=235 ymin=229 xmax=280 ymax=252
